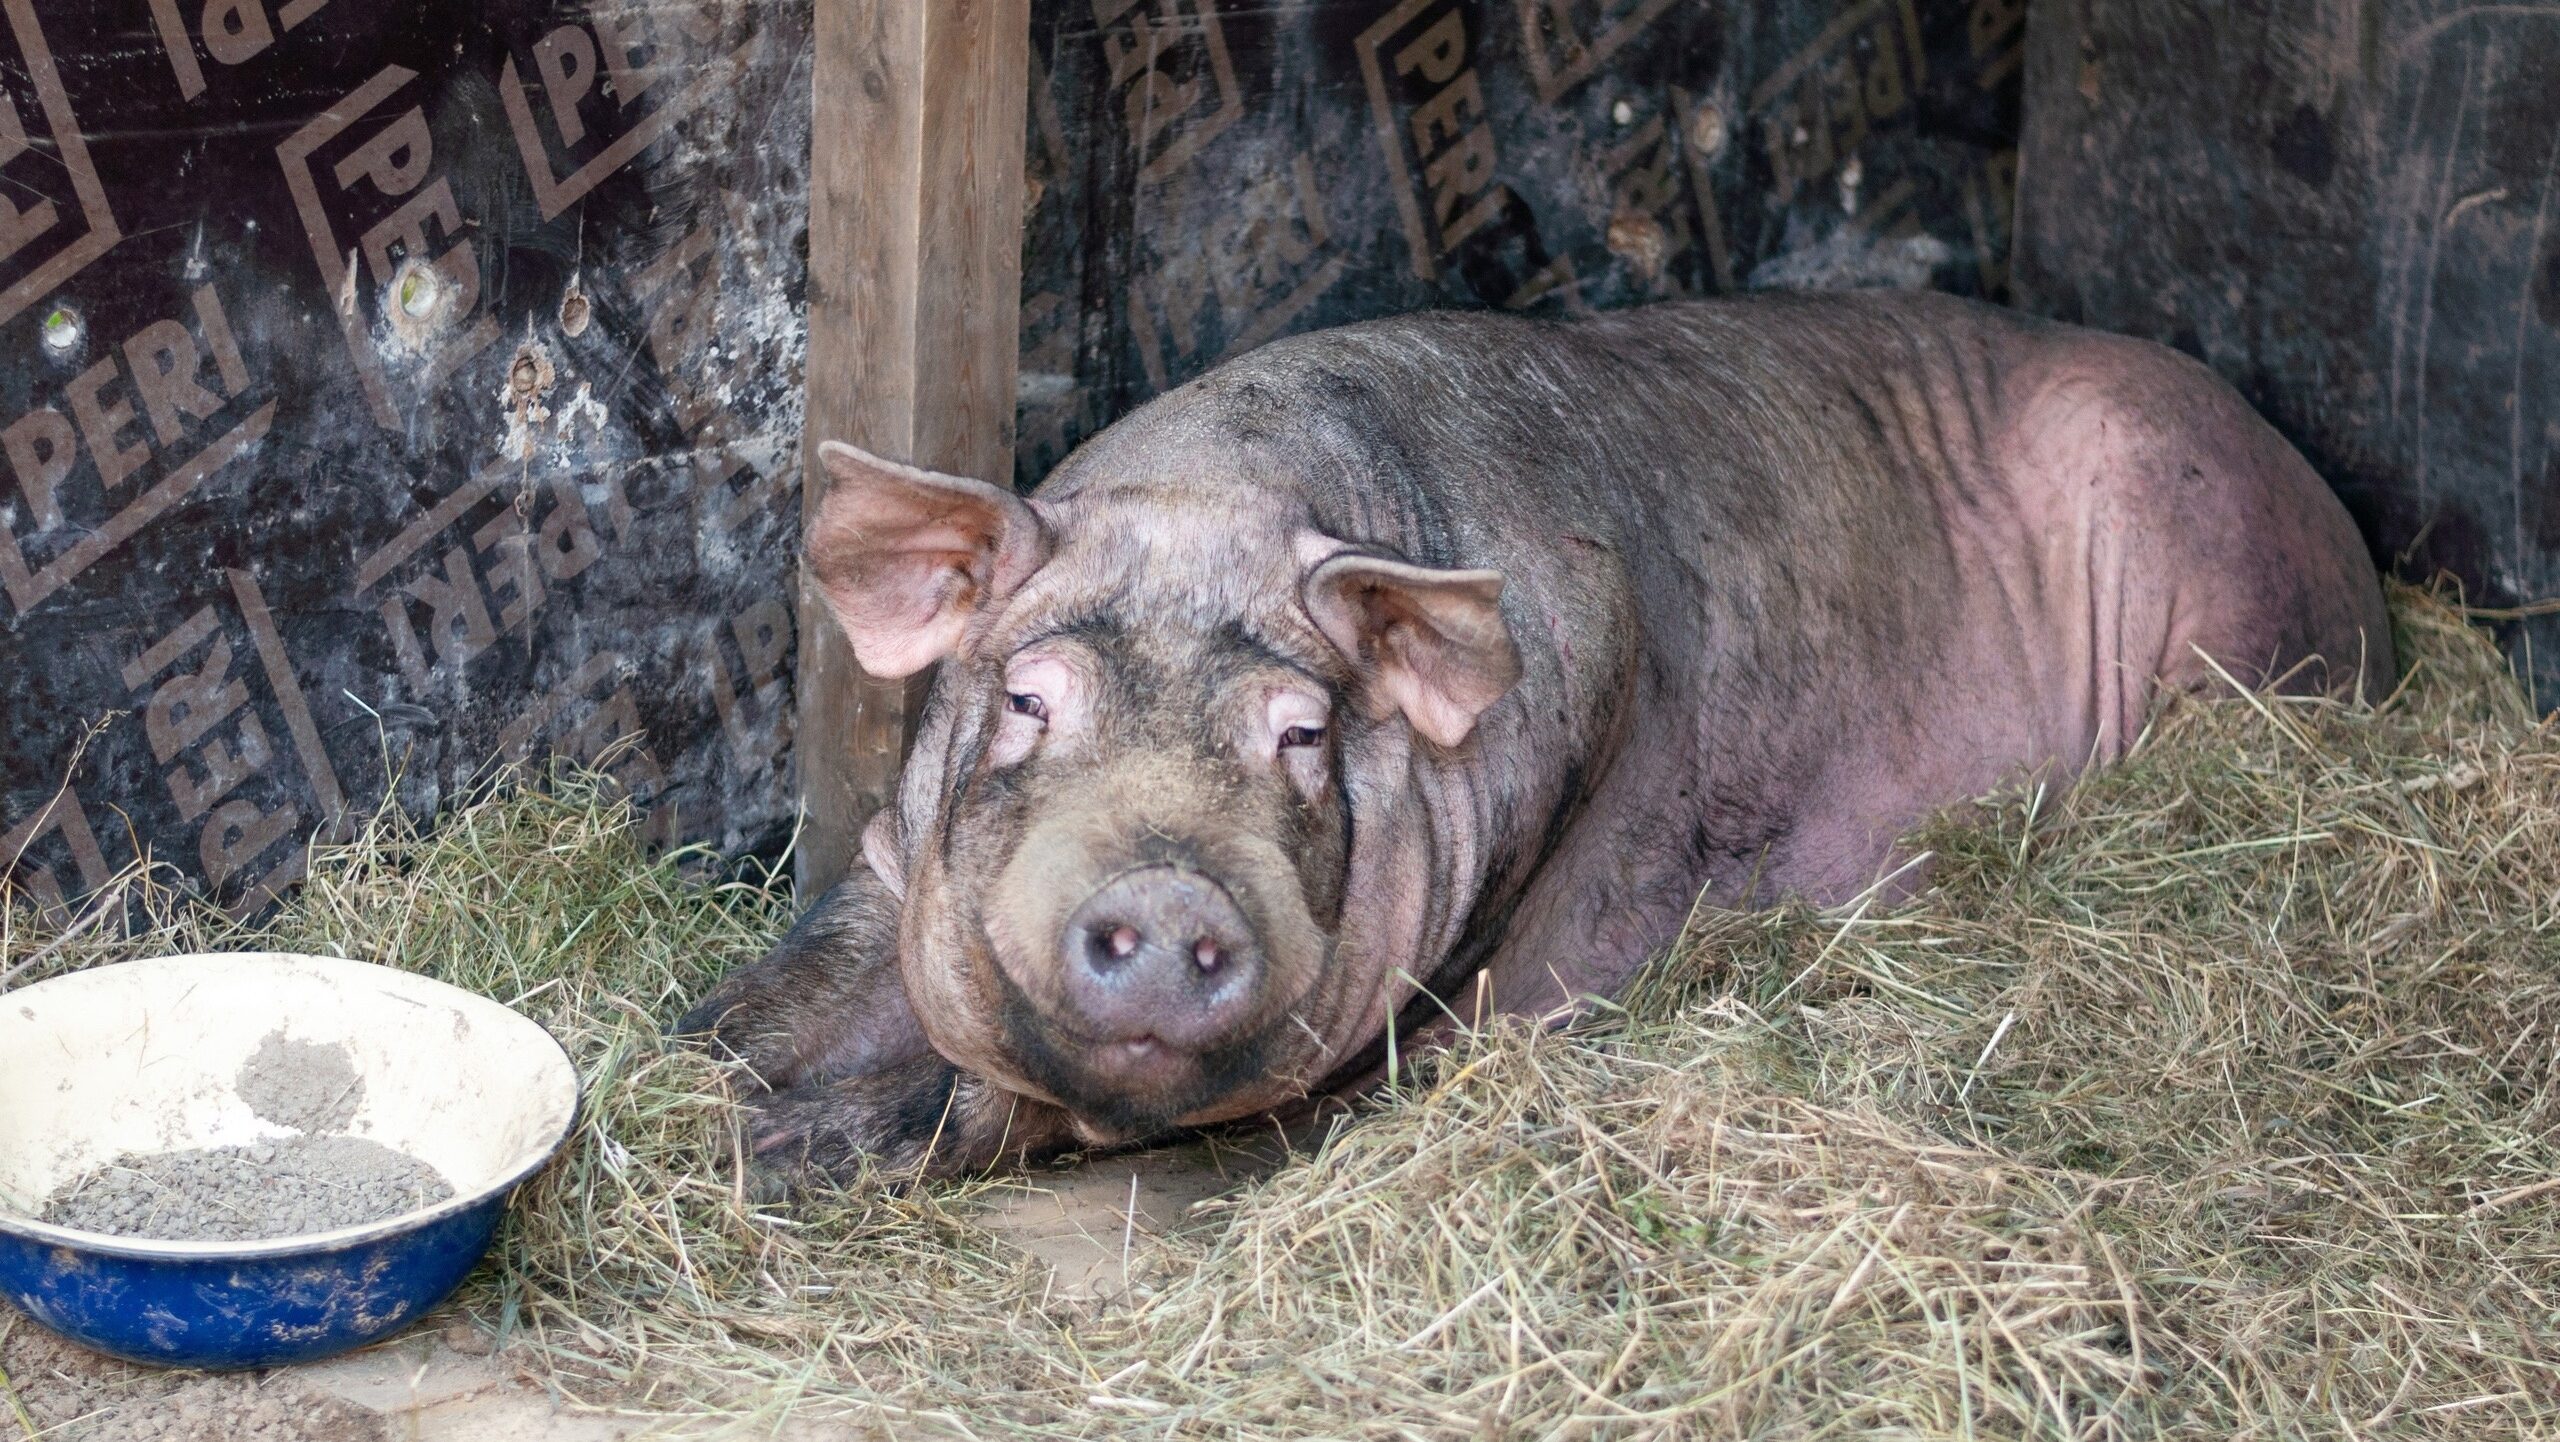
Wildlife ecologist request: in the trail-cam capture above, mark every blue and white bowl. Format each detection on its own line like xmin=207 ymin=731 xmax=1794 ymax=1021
xmin=0 ymin=952 xmax=578 ymax=1369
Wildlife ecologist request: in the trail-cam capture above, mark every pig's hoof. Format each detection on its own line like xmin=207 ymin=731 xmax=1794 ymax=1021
xmin=743 ymin=1054 xmax=970 ymax=1188
xmin=667 ymin=978 xmax=799 ymax=1092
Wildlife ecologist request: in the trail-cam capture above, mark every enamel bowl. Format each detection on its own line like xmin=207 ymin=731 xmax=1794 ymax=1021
xmin=0 ymin=952 xmax=578 ymax=1369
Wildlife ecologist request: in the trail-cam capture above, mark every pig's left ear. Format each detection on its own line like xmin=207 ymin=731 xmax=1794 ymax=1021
xmin=807 ymin=440 xmax=1052 ymax=678
xmin=1303 ymin=551 xmax=1522 ymax=748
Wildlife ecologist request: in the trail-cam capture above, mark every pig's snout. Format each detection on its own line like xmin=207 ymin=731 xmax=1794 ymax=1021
xmin=1060 ymin=866 xmax=1265 ymax=1054
xmin=982 ymin=767 xmax=1324 ymax=1123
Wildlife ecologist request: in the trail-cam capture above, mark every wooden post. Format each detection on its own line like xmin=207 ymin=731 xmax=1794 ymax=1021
xmin=796 ymin=0 xmax=1030 ymax=896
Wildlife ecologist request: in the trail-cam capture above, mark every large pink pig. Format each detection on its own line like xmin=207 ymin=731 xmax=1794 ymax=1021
xmin=678 ymin=291 xmax=2390 ymax=1179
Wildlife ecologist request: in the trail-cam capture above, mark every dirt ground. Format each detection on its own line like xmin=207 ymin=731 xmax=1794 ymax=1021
xmin=0 ymin=1140 xmax=1266 ymax=1441
xmin=2 ymin=1314 xmax=642 ymax=1442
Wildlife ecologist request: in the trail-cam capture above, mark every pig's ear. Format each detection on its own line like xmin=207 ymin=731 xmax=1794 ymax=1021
xmin=807 ymin=440 xmax=1051 ymax=678
xmin=860 ymin=809 xmax=906 ymax=901
xmin=1303 ymin=551 xmax=1522 ymax=748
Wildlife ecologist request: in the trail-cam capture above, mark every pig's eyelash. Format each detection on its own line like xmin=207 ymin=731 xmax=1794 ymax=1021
xmin=1278 ymin=725 xmax=1325 ymax=749
xmin=1006 ymin=693 xmax=1049 ymax=723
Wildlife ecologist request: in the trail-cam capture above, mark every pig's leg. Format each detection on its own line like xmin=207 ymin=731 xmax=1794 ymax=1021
xmin=746 ymin=1058 xmax=1079 ymax=1180
xmin=673 ymin=867 xmax=1077 ymax=1181
xmin=2001 ymin=332 xmax=2393 ymax=734
xmin=673 ymin=866 xmax=934 ymax=1092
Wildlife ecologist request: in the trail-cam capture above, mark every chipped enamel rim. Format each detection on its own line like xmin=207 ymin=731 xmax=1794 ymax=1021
xmin=0 ymin=953 xmax=581 ymax=1261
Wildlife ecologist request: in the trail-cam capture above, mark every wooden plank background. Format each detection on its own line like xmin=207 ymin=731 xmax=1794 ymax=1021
xmin=794 ymin=0 xmax=1030 ymax=896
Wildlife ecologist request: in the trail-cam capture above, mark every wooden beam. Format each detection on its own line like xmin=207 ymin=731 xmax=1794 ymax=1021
xmin=796 ymin=0 xmax=1030 ymax=896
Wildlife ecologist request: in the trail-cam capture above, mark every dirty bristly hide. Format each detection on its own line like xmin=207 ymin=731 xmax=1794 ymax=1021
xmin=679 ymin=292 xmax=2390 ymax=1181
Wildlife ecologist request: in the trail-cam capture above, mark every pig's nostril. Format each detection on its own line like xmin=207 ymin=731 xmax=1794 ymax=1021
xmin=1060 ymin=865 xmax=1264 ymax=1049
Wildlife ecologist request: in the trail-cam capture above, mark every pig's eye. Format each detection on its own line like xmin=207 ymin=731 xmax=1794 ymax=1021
xmin=1006 ymin=693 xmax=1048 ymax=723
xmin=1278 ymin=724 xmax=1324 ymax=749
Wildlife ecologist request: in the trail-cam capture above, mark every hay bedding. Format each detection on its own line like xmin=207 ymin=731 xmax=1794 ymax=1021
xmin=3 ymin=586 xmax=2557 ymax=1439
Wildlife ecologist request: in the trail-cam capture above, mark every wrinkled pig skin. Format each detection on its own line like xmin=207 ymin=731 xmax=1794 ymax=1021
xmin=677 ymin=291 xmax=2391 ymax=1182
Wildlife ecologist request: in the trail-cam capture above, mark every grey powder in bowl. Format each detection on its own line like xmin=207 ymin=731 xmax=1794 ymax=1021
xmin=31 ymin=1031 xmax=454 ymax=1242
xmin=40 ymin=1135 xmax=455 ymax=1242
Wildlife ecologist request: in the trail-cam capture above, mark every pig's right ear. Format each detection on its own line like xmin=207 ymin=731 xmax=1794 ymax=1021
xmin=860 ymin=809 xmax=906 ymax=901
xmin=807 ymin=440 xmax=1052 ymax=678
xmin=1302 ymin=548 xmax=1522 ymax=749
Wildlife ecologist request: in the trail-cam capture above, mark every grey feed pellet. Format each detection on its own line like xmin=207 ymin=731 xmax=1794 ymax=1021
xmin=40 ymin=1135 xmax=454 ymax=1242
xmin=33 ymin=1030 xmax=451 ymax=1242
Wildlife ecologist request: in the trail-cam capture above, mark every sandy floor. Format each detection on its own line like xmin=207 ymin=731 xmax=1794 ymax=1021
xmin=0 ymin=1137 xmax=1275 ymax=1441
xmin=2 ymin=1313 xmax=645 ymax=1442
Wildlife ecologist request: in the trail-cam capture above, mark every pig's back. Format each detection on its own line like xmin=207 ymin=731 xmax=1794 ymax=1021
xmin=1113 ymin=293 xmax=2384 ymax=902
xmin=1548 ymin=290 xmax=2384 ymax=899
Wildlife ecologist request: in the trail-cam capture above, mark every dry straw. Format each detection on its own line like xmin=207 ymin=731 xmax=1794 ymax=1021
xmin=5 ymin=584 xmax=2558 ymax=1438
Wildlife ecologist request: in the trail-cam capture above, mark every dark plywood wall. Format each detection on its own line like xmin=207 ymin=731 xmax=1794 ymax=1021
xmin=1017 ymin=0 xmax=2028 ymax=488
xmin=2013 ymin=0 xmax=2560 ymax=701
xmin=6 ymin=0 xmax=2030 ymax=916
xmin=0 ymin=0 xmax=809 ymax=918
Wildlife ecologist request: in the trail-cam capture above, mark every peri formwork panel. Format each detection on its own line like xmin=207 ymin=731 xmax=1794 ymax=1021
xmin=0 ymin=0 xmax=810 ymax=916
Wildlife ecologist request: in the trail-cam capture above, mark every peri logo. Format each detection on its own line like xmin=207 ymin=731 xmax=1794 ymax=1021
xmin=1752 ymin=0 xmax=1927 ymax=206
xmin=120 ymin=570 xmax=350 ymax=913
xmin=1517 ymin=0 xmax=1683 ymax=106
xmin=0 ymin=784 xmax=112 ymax=924
xmin=347 ymin=457 xmax=623 ymax=692
xmin=145 ymin=0 xmax=331 ymax=100
xmin=1359 ymin=0 xmax=1513 ymax=281
xmin=0 ymin=0 xmax=119 ymax=331
xmin=279 ymin=65 xmax=498 ymax=432
xmin=499 ymin=8 xmax=754 ymax=221
xmin=1092 ymin=0 xmax=1245 ymax=185
xmin=0 ymin=285 xmax=273 ymax=615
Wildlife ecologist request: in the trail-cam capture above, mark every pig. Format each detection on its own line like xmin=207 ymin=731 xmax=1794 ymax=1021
xmin=675 ymin=290 xmax=2390 ymax=1181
